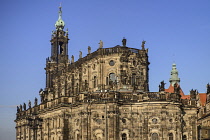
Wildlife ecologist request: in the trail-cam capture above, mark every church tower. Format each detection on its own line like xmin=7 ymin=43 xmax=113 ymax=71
xmin=42 ymin=5 xmax=69 ymax=102
xmin=50 ymin=5 xmax=69 ymax=63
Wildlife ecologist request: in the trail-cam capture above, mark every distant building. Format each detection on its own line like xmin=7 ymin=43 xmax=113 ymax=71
xmin=15 ymin=6 xmax=208 ymax=140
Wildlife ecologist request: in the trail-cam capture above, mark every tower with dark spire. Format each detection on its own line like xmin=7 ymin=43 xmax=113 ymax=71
xmin=50 ymin=5 xmax=69 ymax=63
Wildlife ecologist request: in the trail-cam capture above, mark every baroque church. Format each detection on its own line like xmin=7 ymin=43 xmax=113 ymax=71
xmin=15 ymin=6 xmax=210 ymax=140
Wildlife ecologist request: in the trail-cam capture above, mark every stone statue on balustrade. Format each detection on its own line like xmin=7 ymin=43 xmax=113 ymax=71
xmin=28 ymin=100 xmax=31 ymax=109
xmin=207 ymin=83 xmax=210 ymax=94
xmin=159 ymin=80 xmax=165 ymax=92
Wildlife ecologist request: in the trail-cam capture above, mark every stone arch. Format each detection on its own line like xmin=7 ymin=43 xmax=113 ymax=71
xmin=151 ymin=132 xmax=159 ymax=140
xmin=120 ymin=129 xmax=130 ymax=140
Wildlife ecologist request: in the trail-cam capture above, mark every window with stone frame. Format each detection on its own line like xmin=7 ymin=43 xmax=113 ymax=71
xmin=122 ymin=133 xmax=127 ymax=140
xmin=151 ymin=133 xmax=158 ymax=140
xmin=168 ymin=133 xmax=173 ymax=140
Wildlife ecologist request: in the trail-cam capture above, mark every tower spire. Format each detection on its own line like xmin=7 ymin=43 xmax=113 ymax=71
xmin=55 ymin=4 xmax=65 ymax=30
xmin=169 ymin=63 xmax=180 ymax=86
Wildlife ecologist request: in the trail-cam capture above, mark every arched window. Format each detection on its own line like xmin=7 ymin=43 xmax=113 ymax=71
xmin=122 ymin=133 xmax=127 ymax=140
xmin=169 ymin=133 xmax=173 ymax=140
xmin=151 ymin=133 xmax=158 ymax=140
xmin=183 ymin=135 xmax=187 ymax=140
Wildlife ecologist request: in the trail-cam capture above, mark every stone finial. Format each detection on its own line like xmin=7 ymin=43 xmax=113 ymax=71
xmin=99 ymin=40 xmax=103 ymax=48
xmin=20 ymin=104 xmax=22 ymax=111
xmin=207 ymin=83 xmax=210 ymax=94
xmin=79 ymin=51 xmax=82 ymax=59
xmin=66 ymin=28 xmax=68 ymax=36
xmin=71 ymin=55 xmax=74 ymax=63
xmin=141 ymin=40 xmax=146 ymax=50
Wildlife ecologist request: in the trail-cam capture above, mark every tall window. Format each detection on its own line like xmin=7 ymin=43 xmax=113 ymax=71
xmin=151 ymin=133 xmax=158 ymax=140
xmin=106 ymin=77 xmax=109 ymax=85
xmin=93 ymin=76 xmax=97 ymax=88
xmin=169 ymin=133 xmax=173 ymax=140
xmin=131 ymin=73 xmax=136 ymax=86
xmin=76 ymin=83 xmax=79 ymax=93
xmin=59 ymin=42 xmax=64 ymax=54
xmin=122 ymin=133 xmax=127 ymax=140
xmin=85 ymin=80 xmax=88 ymax=91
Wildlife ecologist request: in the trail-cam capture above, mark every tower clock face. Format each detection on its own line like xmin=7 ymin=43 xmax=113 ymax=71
xmin=109 ymin=60 xmax=115 ymax=66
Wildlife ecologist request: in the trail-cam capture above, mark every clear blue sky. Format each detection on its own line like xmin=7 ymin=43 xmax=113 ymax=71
xmin=1 ymin=0 xmax=210 ymax=139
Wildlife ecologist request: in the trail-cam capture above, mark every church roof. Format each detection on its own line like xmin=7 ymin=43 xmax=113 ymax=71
xmin=165 ymin=84 xmax=190 ymax=99
xmin=199 ymin=93 xmax=207 ymax=106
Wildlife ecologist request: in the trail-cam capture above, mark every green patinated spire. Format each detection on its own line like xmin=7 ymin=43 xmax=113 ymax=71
xmin=55 ymin=4 xmax=65 ymax=30
xmin=169 ymin=63 xmax=180 ymax=86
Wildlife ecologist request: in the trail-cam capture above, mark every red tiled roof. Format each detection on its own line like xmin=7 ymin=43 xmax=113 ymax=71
xmin=165 ymin=84 xmax=190 ymax=99
xmin=199 ymin=93 xmax=207 ymax=106
xmin=165 ymin=85 xmax=207 ymax=106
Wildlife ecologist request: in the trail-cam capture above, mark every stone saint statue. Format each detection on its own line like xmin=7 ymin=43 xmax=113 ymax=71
xmin=99 ymin=40 xmax=103 ymax=48
xmin=79 ymin=51 xmax=82 ymax=59
xmin=122 ymin=38 xmax=127 ymax=47
xmin=34 ymin=97 xmax=38 ymax=106
xmin=141 ymin=40 xmax=146 ymax=50
xmin=88 ymin=46 xmax=91 ymax=54
xmin=190 ymin=89 xmax=197 ymax=99
xmin=71 ymin=55 xmax=74 ymax=63
xmin=17 ymin=106 xmax=20 ymax=113
xmin=28 ymin=100 xmax=31 ymax=109
xmin=23 ymin=103 xmax=26 ymax=111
